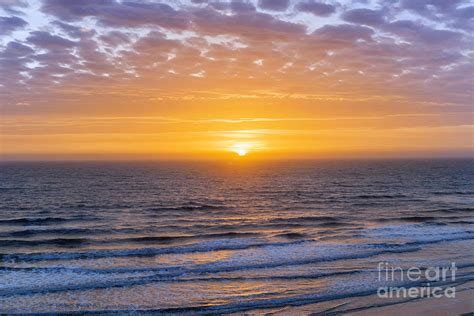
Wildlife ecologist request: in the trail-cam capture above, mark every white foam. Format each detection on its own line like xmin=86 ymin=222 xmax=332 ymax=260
xmin=366 ymin=223 xmax=474 ymax=243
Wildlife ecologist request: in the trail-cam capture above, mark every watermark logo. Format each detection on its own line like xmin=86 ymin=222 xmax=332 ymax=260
xmin=377 ymin=262 xmax=457 ymax=298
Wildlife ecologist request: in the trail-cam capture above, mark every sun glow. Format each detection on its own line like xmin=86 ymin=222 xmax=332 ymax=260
xmin=232 ymin=143 xmax=252 ymax=157
xmin=236 ymin=148 xmax=247 ymax=156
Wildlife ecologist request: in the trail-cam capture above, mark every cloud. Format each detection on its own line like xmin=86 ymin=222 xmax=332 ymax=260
xmin=133 ymin=30 xmax=181 ymax=53
xmin=99 ymin=30 xmax=131 ymax=46
xmin=399 ymin=0 xmax=463 ymax=18
xmin=41 ymin=0 xmax=113 ymax=21
xmin=0 ymin=15 xmax=27 ymax=35
xmin=191 ymin=7 xmax=306 ymax=39
xmin=312 ymin=24 xmax=374 ymax=43
xmin=0 ymin=0 xmax=471 ymax=113
xmin=52 ymin=21 xmax=95 ymax=38
xmin=398 ymin=0 xmax=473 ymax=32
xmin=295 ymin=1 xmax=336 ymax=16
xmin=0 ymin=41 xmax=34 ymax=87
xmin=342 ymin=8 xmax=385 ymax=26
xmin=453 ymin=5 xmax=474 ymax=19
xmin=27 ymin=31 xmax=77 ymax=49
xmin=41 ymin=0 xmax=190 ymax=29
xmin=0 ymin=0 xmax=28 ymax=15
xmin=0 ymin=41 xmax=34 ymax=58
xmin=450 ymin=6 xmax=474 ymax=30
xmin=258 ymin=0 xmax=290 ymax=11
xmin=384 ymin=20 xmax=463 ymax=46
xmin=229 ymin=1 xmax=256 ymax=13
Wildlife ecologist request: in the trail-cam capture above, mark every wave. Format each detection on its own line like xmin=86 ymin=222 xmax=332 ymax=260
xmin=0 ymin=232 xmax=264 ymax=249
xmin=0 ymin=268 xmax=366 ymax=298
xmin=366 ymin=224 xmax=474 ymax=244
xmin=448 ymin=220 xmax=474 ymax=224
xmin=0 ymin=228 xmax=98 ymax=238
xmin=0 ymin=228 xmax=100 ymax=238
xmin=270 ymin=216 xmax=340 ymax=222
xmin=376 ymin=216 xmax=438 ymax=223
xmin=432 ymin=191 xmax=474 ymax=195
xmin=355 ymin=194 xmax=407 ymax=199
xmin=0 ymin=226 xmax=179 ymax=239
xmin=120 ymin=232 xmax=262 ymax=243
xmin=4 ymin=224 xmax=474 ymax=263
xmin=147 ymin=203 xmax=228 ymax=212
xmin=6 ymin=271 xmax=474 ymax=313
xmin=317 ymin=221 xmax=349 ymax=227
xmin=431 ymin=207 xmax=474 ymax=214
xmin=274 ymin=232 xmax=307 ymax=239
xmin=1 ymin=241 xmax=424 ymax=276
xmin=0 ymin=242 xmax=428 ymax=298
xmin=1 ymin=239 xmax=307 ymax=262
xmin=376 ymin=215 xmax=472 ymax=223
xmin=0 ymin=217 xmax=69 ymax=225
xmin=0 ymin=238 xmax=88 ymax=248
xmin=267 ymin=216 xmax=348 ymax=228
xmin=0 ymin=216 xmax=99 ymax=226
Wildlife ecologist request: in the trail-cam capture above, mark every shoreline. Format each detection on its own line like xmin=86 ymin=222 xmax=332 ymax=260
xmin=251 ymin=281 xmax=474 ymax=315
xmin=348 ymin=287 xmax=474 ymax=316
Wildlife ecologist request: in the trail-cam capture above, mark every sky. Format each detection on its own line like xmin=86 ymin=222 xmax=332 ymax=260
xmin=0 ymin=0 xmax=473 ymax=160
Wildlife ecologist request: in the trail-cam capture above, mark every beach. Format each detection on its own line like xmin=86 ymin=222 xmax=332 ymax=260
xmin=350 ymin=286 xmax=474 ymax=316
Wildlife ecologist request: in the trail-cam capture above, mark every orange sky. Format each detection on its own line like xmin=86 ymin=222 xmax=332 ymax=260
xmin=0 ymin=0 xmax=473 ymax=160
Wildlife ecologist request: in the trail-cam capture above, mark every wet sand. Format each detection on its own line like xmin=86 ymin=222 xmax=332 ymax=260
xmin=348 ymin=288 xmax=474 ymax=316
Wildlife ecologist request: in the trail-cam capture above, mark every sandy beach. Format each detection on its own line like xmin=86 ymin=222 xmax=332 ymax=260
xmin=248 ymin=280 xmax=474 ymax=315
xmin=349 ymin=288 xmax=474 ymax=316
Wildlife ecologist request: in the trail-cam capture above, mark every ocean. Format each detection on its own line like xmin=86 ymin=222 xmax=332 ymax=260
xmin=0 ymin=159 xmax=473 ymax=314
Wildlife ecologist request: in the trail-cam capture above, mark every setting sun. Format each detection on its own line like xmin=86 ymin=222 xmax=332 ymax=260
xmin=232 ymin=143 xmax=252 ymax=157
xmin=236 ymin=149 xmax=247 ymax=156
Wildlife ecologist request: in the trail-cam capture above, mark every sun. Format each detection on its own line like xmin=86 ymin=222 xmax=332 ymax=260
xmin=232 ymin=143 xmax=251 ymax=157
xmin=236 ymin=148 xmax=247 ymax=156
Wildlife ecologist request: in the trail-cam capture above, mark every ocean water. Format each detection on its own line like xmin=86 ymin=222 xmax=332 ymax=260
xmin=0 ymin=159 xmax=473 ymax=314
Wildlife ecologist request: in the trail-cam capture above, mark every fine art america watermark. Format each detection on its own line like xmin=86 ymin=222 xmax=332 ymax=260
xmin=377 ymin=262 xmax=457 ymax=299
